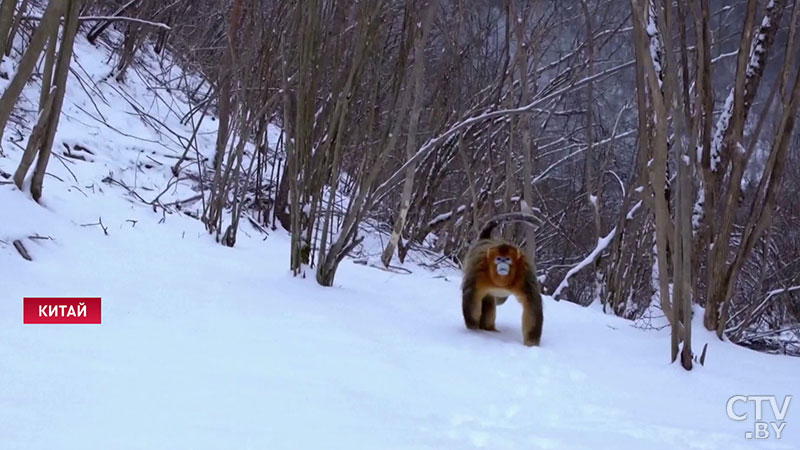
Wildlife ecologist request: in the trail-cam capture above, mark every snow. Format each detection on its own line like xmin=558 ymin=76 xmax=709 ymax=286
xmin=3 ymin=181 xmax=800 ymax=449
xmin=428 ymin=205 xmax=466 ymax=227
xmin=692 ymin=188 xmax=706 ymax=230
xmin=626 ymin=200 xmax=643 ymax=220
xmin=710 ymin=90 xmax=734 ymax=172
xmin=0 ymin=57 xmax=11 ymax=79
xmin=743 ymin=6 xmax=773 ymax=80
xmin=1 ymin=18 xmax=799 ymax=450
xmin=645 ymin=0 xmax=664 ymax=89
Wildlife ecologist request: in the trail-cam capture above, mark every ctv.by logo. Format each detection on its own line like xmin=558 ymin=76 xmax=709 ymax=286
xmin=726 ymin=395 xmax=792 ymax=440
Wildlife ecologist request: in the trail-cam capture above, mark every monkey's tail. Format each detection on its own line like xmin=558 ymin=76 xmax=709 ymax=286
xmin=479 ymin=212 xmax=543 ymax=239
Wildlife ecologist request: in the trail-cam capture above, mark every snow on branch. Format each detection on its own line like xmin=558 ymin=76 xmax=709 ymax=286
xmin=726 ymin=285 xmax=800 ymax=333
xmin=764 ymin=285 xmax=800 ymax=303
xmin=370 ymin=60 xmax=635 ymax=202
xmin=22 ymin=15 xmax=172 ymax=30
xmin=551 ymin=195 xmax=643 ymax=300
xmin=553 ymin=227 xmax=616 ymax=299
xmin=532 ymin=129 xmax=635 ymax=184
xmin=645 ymin=0 xmax=665 ymax=89
xmin=427 ymin=205 xmax=468 ymax=228
xmin=78 ymin=16 xmax=172 ymax=30
xmin=709 ymin=0 xmax=784 ymax=172
xmin=426 ymin=196 xmax=531 ymax=229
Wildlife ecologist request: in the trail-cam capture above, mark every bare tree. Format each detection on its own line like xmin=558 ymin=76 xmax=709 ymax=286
xmin=2 ymin=0 xmax=795 ymax=354
xmin=381 ymin=0 xmax=439 ymax=267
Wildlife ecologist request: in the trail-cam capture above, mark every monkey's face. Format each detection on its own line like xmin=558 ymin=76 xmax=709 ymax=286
xmin=494 ymin=256 xmax=512 ymax=276
xmin=486 ymin=244 xmax=520 ymax=287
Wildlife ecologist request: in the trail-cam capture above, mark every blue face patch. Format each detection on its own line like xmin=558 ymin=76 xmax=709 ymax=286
xmin=494 ymin=256 xmax=511 ymax=276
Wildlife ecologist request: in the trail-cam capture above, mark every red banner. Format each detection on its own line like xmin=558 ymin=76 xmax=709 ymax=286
xmin=23 ymin=298 xmax=102 ymax=324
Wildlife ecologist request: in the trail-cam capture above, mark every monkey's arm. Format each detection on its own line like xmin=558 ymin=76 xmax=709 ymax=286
xmin=461 ymin=284 xmax=481 ymax=330
xmin=519 ymin=270 xmax=544 ymax=346
xmin=462 ymin=275 xmax=482 ymax=329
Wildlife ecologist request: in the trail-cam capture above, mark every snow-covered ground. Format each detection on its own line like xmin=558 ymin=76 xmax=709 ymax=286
xmin=2 ymin=26 xmax=798 ymax=450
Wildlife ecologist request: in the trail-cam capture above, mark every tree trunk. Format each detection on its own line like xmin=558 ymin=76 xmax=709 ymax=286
xmin=0 ymin=0 xmax=64 ymax=142
xmin=0 ymin=0 xmax=18 ymax=60
xmin=29 ymin=0 xmax=82 ymax=201
xmin=380 ymin=0 xmax=438 ymax=267
xmin=703 ymin=0 xmax=786 ymax=333
xmin=512 ymin=0 xmax=540 ymax=276
xmin=580 ymin=0 xmax=603 ymax=305
xmin=3 ymin=0 xmax=27 ymax=56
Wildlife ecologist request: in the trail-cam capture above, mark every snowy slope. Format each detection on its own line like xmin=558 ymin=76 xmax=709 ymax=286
xmin=1 ymin=27 xmax=799 ymax=450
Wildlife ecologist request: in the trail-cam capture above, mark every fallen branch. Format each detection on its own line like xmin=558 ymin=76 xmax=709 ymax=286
xmin=80 ymin=217 xmax=109 ymax=235
xmin=101 ymin=175 xmax=148 ymax=204
xmin=13 ymin=239 xmax=32 ymax=261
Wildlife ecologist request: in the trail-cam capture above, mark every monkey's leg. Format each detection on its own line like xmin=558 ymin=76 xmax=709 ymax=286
xmin=479 ymin=296 xmax=498 ymax=331
xmin=520 ymin=291 xmax=543 ymax=346
xmin=462 ymin=285 xmax=482 ymax=330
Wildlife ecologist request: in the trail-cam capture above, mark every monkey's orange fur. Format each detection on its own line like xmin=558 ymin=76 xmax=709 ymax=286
xmin=462 ymin=240 xmax=543 ymax=346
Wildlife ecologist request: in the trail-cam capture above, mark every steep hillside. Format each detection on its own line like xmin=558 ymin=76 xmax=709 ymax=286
xmin=1 ymin=25 xmax=798 ymax=450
